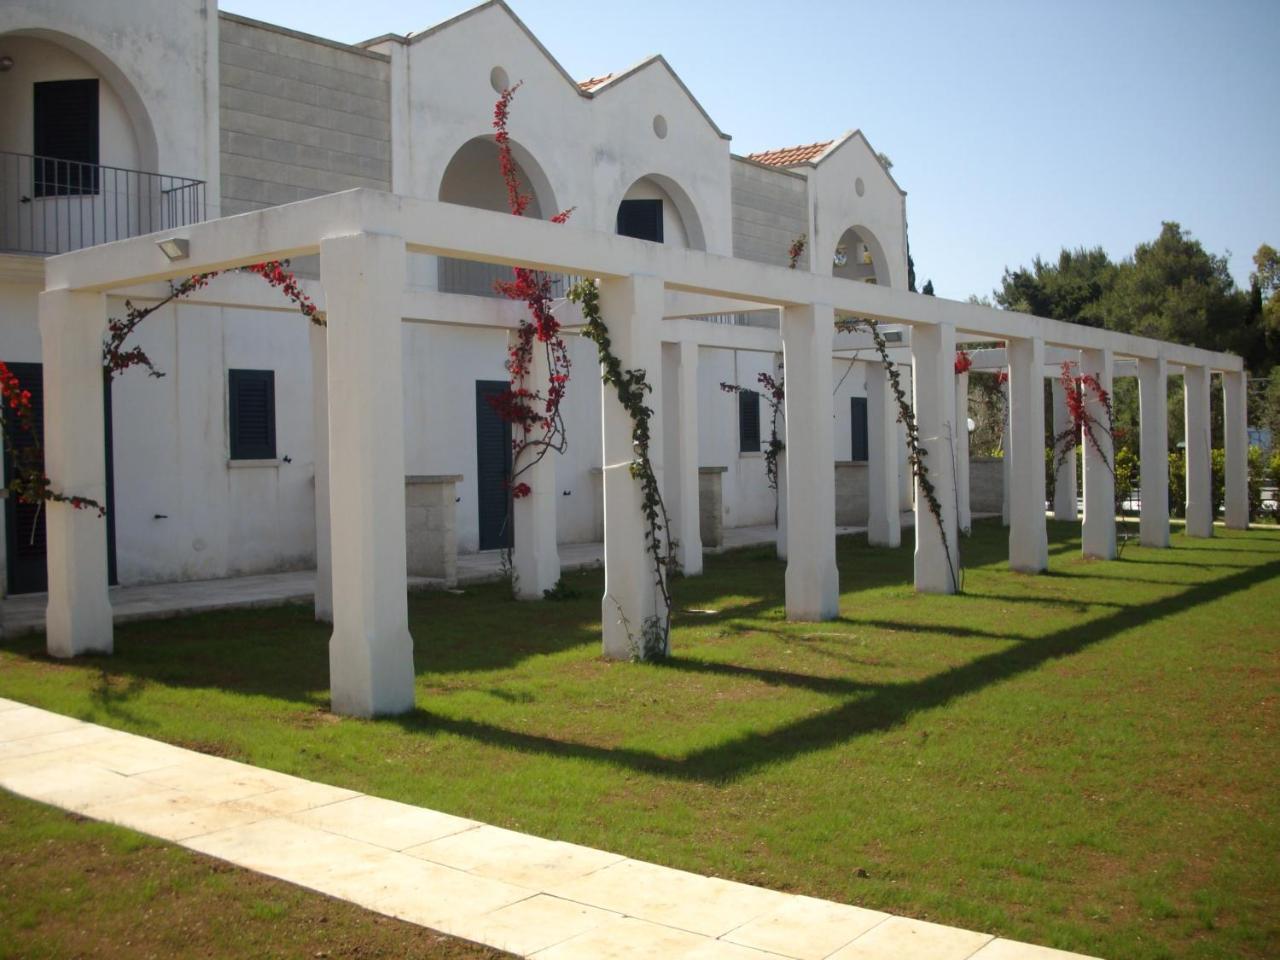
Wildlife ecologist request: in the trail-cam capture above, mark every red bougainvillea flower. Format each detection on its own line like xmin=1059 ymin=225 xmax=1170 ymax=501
xmin=954 ymin=349 xmax=972 ymax=375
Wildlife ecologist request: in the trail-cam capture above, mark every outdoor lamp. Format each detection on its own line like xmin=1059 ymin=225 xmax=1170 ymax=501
xmin=156 ymin=237 xmax=189 ymax=261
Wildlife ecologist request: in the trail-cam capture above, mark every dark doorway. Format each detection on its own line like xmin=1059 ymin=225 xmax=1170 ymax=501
xmin=2 ymin=362 xmax=117 ymax=594
xmin=475 ymin=380 xmax=513 ymax=551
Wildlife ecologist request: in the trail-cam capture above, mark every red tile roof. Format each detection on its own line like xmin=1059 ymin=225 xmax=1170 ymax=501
xmin=578 ymin=73 xmax=615 ymax=92
xmin=746 ymin=140 xmax=833 ymax=167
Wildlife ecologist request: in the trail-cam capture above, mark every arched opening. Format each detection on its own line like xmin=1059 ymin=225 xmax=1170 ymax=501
xmin=0 ymin=29 xmax=176 ymax=256
xmin=831 ymin=225 xmax=890 ymax=286
xmin=615 ymin=174 xmax=706 ymax=251
xmin=435 ymin=135 xmax=558 ymax=296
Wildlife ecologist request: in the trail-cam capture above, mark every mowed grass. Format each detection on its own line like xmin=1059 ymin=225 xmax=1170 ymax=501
xmin=0 ymin=790 xmax=514 ymax=960
xmin=1 ymin=519 xmax=1277 ymax=960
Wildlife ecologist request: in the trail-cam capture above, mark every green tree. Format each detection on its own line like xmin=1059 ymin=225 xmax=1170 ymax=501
xmin=994 ymin=247 xmax=1114 ymax=326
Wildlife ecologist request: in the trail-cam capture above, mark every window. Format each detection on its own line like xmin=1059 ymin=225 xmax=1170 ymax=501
xmin=616 ymin=198 xmax=663 ymax=243
xmin=739 ymin=388 xmax=761 ymax=453
xmin=850 ymin=396 xmax=869 ymax=462
xmin=33 ymin=79 xmax=100 ymax=197
xmin=228 ymin=369 xmax=276 ymax=460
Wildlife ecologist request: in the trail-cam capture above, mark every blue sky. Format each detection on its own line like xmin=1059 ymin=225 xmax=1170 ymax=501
xmin=221 ymin=0 xmax=1278 ymax=301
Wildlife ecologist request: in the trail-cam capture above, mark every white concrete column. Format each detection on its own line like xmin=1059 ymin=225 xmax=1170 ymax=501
xmin=954 ymin=370 xmax=971 ymax=534
xmin=598 ymin=275 xmax=666 ymax=659
xmin=1138 ymin=356 xmax=1170 ymax=547
xmin=781 ymin=303 xmax=839 ymax=620
xmin=866 ymin=359 xmax=901 ymax=548
xmin=911 ymin=322 xmax=959 ymax=593
xmin=774 ymin=353 xmax=787 ymax=560
xmin=1050 ymin=375 xmax=1078 ymax=521
xmin=1007 ymin=337 xmax=1048 ymax=572
xmin=39 ymin=288 xmax=113 ymax=658
xmin=662 ymin=339 xmax=702 ymax=576
xmin=512 ymin=334 xmax=561 ymax=599
xmin=1223 ymin=369 xmax=1249 ymax=530
xmin=1183 ymin=364 xmax=1213 ymax=538
xmin=1001 ymin=380 xmax=1011 ymax=526
xmin=1080 ymin=347 xmax=1116 ymax=559
xmin=310 ymin=323 xmax=333 ymax=622
xmin=320 ymin=232 xmax=415 ymax=717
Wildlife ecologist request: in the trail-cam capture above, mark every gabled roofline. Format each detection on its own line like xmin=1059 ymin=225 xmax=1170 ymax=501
xmin=360 ymin=0 xmax=583 ymax=96
xmin=361 ymin=2 xmax=731 ymax=142
xmin=579 ymin=55 xmax=731 ymax=142
xmin=808 ymin=130 xmax=907 ymax=197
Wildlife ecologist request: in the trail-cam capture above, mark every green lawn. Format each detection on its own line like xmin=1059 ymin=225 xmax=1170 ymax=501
xmin=2 ymin=520 xmax=1277 ymax=960
xmin=0 ymin=790 xmax=513 ymax=959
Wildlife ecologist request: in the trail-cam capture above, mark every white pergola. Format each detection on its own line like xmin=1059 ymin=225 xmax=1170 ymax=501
xmin=39 ymin=189 xmax=1249 ymax=715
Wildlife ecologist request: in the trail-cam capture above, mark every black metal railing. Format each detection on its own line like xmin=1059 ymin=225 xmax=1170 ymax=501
xmin=0 ymin=151 xmax=206 ymax=256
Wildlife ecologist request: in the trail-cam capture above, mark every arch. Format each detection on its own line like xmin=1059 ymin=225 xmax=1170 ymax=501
xmin=1 ymin=28 xmax=159 ymax=172
xmin=614 ymin=174 xmax=707 ymax=251
xmin=830 ymin=224 xmax=891 ymax=287
xmin=437 ymin=135 xmax=558 ymax=220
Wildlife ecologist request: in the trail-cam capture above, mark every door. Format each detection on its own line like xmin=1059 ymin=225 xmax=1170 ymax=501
xmin=475 ymin=380 xmax=513 ymax=551
xmin=2 ymin=362 xmax=117 ymax=594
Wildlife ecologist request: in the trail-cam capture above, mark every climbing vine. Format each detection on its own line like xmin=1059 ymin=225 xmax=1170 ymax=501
xmin=719 ymin=370 xmax=785 ymax=491
xmin=1051 ymin=360 xmax=1128 ymax=550
xmin=835 ymin=315 xmax=960 ymax=591
xmin=568 ymin=277 xmax=675 ymax=659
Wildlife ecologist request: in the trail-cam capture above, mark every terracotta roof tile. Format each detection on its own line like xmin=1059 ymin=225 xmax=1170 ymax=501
xmin=746 ymin=140 xmax=833 ymax=167
xmin=578 ymin=73 xmax=615 ymax=92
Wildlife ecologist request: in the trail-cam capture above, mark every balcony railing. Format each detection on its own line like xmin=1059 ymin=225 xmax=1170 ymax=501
xmin=0 ymin=151 xmax=206 ymax=256
xmin=437 ymin=256 xmax=575 ymax=300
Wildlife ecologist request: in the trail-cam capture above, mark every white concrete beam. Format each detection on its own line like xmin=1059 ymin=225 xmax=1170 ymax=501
xmin=911 ymin=322 xmax=960 ymax=593
xmin=320 ymin=232 xmax=415 ymax=717
xmin=39 ymin=289 xmax=113 ymax=658
xmin=866 ymin=360 xmax=901 ymax=548
xmin=512 ymin=334 xmax=561 ymax=600
xmin=1081 ymin=348 xmax=1116 ymax=559
xmin=598 ymin=275 xmax=667 ymax=659
xmin=1138 ymin=357 xmax=1170 ymax=547
xmin=1223 ymin=370 xmax=1249 ymax=530
xmin=781 ymin=303 xmax=840 ymax=620
xmin=662 ymin=340 xmax=702 ymax=576
xmin=1183 ymin=365 xmax=1213 ymax=538
xmin=1050 ymin=374 xmax=1078 ymax=522
xmin=1007 ymin=337 xmax=1048 ymax=572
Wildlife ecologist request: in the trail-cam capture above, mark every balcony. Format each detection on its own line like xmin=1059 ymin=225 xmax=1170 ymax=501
xmin=0 ymin=151 xmax=206 ymax=256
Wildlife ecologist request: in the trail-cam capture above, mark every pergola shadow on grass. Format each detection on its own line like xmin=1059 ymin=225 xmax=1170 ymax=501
xmin=5 ymin=520 xmax=1277 ymax=788
xmin=4 ymin=519 xmax=1278 ymax=960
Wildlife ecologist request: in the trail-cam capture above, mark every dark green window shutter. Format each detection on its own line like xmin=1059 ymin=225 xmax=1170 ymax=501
xmin=739 ymin=388 xmax=761 ymax=453
xmin=616 ymin=199 xmax=664 ymax=243
xmin=229 ymin=369 xmax=276 ymax=460
xmin=33 ymin=79 xmax=99 ymax=197
xmin=851 ymin=396 xmax=869 ymax=462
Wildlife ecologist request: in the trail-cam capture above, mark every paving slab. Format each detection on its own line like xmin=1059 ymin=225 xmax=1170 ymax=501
xmin=291 ymin=793 xmax=479 ymax=850
xmin=827 ymin=915 xmax=993 ymax=959
xmin=444 ymin=894 xmax=621 ymax=956
xmin=0 ymin=700 xmax=1105 ymax=960
xmin=722 ymin=893 xmax=890 ymax=959
xmin=548 ymin=857 xmax=792 ymax=938
xmin=405 ymin=823 xmax=624 ymax=889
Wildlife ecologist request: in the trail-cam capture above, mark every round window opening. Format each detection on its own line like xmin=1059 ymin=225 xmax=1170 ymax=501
xmin=652 ymin=114 xmax=668 ymax=139
xmin=855 ymin=177 xmax=866 ymax=197
xmin=489 ymin=66 xmax=510 ymax=94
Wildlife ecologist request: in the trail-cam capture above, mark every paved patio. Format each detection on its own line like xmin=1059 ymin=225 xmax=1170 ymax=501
xmin=0 ymin=697 xmax=1095 ymax=959
xmin=1 ymin=518 xmax=912 ymax=637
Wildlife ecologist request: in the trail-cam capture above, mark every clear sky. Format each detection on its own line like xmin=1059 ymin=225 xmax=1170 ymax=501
xmin=221 ymin=0 xmax=1278 ymax=301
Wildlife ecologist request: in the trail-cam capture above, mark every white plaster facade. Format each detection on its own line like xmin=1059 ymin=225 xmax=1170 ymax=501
xmin=0 ymin=0 xmax=914 ymax=592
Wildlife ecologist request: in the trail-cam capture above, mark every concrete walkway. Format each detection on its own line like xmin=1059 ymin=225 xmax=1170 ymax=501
xmin=1 ymin=698 xmax=1095 ymax=960
xmin=2 ymin=519 xmax=912 ymax=637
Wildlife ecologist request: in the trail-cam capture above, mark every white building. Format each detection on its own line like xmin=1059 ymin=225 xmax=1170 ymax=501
xmin=0 ymin=0 xmax=912 ymax=596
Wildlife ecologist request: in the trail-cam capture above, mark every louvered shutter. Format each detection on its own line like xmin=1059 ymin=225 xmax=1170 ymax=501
xmin=616 ymin=199 xmax=664 ymax=243
xmin=851 ymin=396 xmax=869 ymax=462
xmin=739 ymin=388 xmax=761 ymax=453
xmin=33 ymin=79 xmax=100 ymax=197
xmin=475 ymin=380 xmax=514 ymax=550
xmin=229 ymin=369 xmax=276 ymax=460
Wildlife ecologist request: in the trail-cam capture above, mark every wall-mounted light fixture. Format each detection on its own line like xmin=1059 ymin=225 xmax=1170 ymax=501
xmin=0 ymin=56 xmax=14 ymax=72
xmin=155 ymin=237 xmax=189 ymax=261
